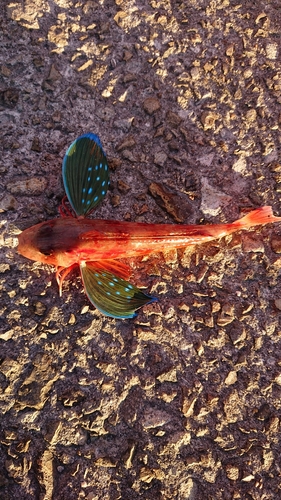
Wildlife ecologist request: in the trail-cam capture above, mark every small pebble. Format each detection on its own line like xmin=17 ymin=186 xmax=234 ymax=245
xmin=274 ymin=299 xmax=281 ymax=311
xmin=0 ymin=194 xmax=17 ymax=212
xmin=143 ymin=97 xmax=161 ymax=115
xmin=271 ymin=236 xmax=281 ymax=253
xmin=242 ymin=235 xmax=264 ymax=253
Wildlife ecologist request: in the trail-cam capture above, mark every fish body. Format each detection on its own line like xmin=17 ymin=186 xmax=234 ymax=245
xmin=18 ymin=133 xmax=281 ymax=318
xmin=18 ymin=208 xmax=279 ymax=267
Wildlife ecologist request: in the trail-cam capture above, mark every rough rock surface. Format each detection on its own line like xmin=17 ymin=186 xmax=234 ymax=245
xmin=1 ymin=1 xmax=281 ymax=499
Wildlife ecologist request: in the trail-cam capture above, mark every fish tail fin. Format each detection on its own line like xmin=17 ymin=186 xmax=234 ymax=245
xmin=234 ymin=206 xmax=281 ymax=229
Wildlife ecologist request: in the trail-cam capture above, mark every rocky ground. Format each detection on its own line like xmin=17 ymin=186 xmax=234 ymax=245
xmin=1 ymin=0 xmax=281 ymax=499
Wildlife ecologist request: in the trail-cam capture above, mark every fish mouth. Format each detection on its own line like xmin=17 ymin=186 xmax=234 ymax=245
xmin=18 ymin=226 xmax=44 ymax=262
xmin=17 ymin=228 xmax=33 ymax=260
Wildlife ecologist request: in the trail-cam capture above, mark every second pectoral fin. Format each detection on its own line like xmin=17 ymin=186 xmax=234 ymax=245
xmin=80 ymin=261 xmax=156 ymax=319
xmin=62 ymin=133 xmax=109 ymax=217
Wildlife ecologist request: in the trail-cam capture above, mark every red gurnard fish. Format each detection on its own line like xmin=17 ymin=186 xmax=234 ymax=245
xmin=18 ymin=133 xmax=281 ymax=319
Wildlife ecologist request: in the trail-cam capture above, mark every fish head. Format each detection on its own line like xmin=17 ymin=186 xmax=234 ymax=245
xmin=18 ymin=220 xmax=60 ymax=266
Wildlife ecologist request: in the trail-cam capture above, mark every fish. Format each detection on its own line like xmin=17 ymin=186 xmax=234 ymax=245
xmin=18 ymin=133 xmax=281 ymax=319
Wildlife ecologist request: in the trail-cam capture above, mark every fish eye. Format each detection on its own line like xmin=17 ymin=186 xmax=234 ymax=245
xmin=36 ymin=223 xmax=54 ymax=256
xmin=40 ymin=247 xmax=54 ymax=256
xmin=38 ymin=224 xmax=53 ymax=239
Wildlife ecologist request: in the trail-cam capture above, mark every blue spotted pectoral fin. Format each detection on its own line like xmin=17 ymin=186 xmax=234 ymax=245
xmin=62 ymin=133 xmax=109 ymax=217
xmin=79 ymin=262 xmax=156 ymax=319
